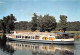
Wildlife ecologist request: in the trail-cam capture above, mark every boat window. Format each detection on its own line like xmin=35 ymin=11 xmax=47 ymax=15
xmin=35 ymin=36 xmax=39 ymax=39
xmin=20 ymin=36 xmax=21 ymax=38
xmin=35 ymin=46 xmax=39 ymax=49
xmin=55 ymin=34 xmax=74 ymax=39
xmin=25 ymin=36 xmax=27 ymax=39
xmin=18 ymin=36 xmax=20 ymax=38
xmin=32 ymin=36 xmax=34 ymax=39
xmin=27 ymin=36 xmax=30 ymax=39
xmin=43 ymin=37 xmax=45 ymax=40
xmin=49 ymin=37 xmax=55 ymax=40
xmin=30 ymin=36 xmax=32 ymax=39
xmin=22 ymin=36 xmax=24 ymax=38
xmin=49 ymin=37 xmax=52 ymax=40
xmin=43 ymin=37 xmax=48 ymax=40
xmin=31 ymin=36 xmax=33 ymax=39
xmin=16 ymin=36 xmax=18 ymax=38
xmin=25 ymin=36 xmax=30 ymax=39
xmin=45 ymin=37 xmax=48 ymax=40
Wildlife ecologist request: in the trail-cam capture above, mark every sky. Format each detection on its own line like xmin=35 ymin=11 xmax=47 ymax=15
xmin=0 ymin=0 xmax=80 ymax=22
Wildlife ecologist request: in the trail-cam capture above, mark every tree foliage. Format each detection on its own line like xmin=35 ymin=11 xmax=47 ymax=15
xmin=15 ymin=21 xmax=28 ymax=30
xmin=15 ymin=13 xmax=56 ymax=32
xmin=0 ymin=13 xmax=80 ymax=33
xmin=67 ymin=21 xmax=80 ymax=31
xmin=31 ymin=13 xmax=38 ymax=31
xmin=37 ymin=14 xmax=56 ymax=32
xmin=56 ymin=15 xmax=67 ymax=32
xmin=0 ymin=14 xmax=16 ymax=34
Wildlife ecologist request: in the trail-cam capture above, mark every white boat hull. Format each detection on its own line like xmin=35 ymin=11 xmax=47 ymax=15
xmin=8 ymin=38 xmax=74 ymax=44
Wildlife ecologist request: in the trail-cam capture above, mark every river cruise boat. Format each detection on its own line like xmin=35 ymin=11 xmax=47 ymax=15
xmin=6 ymin=31 xmax=74 ymax=44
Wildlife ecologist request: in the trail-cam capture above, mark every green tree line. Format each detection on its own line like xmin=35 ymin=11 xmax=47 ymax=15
xmin=15 ymin=13 xmax=80 ymax=32
xmin=15 ymin=13 xmax=56 ymax=32
xmin=0 ymin=13 xmax=80 ymax=34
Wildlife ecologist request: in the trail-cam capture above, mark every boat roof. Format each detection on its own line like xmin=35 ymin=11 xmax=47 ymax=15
xmin=54 ymin=32 xmax=74 ymax=34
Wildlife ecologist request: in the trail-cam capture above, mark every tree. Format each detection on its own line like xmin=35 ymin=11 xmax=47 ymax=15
xmin=15 ymin=21 xmax=28 ymax=30
xmin=38 ymin=14 xmax=56 ymax=32
xmin=27 ymin=22 xmax=32 ymax=30
xmin=1 ymin=14 xmax=16 ymax=34
xmin=42 ymin=14 xmax=56 ymax=32
xmin=57 ymin=15 xmax=67 ymax=32
xmin=37 ymin=15 xmax=43 ymax=31
xmin=1 ymin=17 xmax=7 ymax=34
xmin=0 ymin=19 xmax=3 ymax=30
xmin=31 ymin=13 xmax=38 ymax=31
xmin=9 ymin=14 xmax=16 ymax=30
xmin=67 ymin=21 xmax=80 ymax=31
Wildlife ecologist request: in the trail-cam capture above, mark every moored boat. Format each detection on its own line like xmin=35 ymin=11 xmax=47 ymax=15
xmin=6 ymin=31 xmax=74 ymax=44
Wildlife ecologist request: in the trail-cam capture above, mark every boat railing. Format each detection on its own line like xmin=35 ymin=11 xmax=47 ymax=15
xmin=55 ymin=35 xmax=74 ymax=39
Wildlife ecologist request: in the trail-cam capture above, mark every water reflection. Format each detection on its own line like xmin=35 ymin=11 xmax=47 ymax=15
xmin=0 ymin=41 xmax=15 ymax=55
xmin=74 ymin=40 xmax=80 ymax=55
xmin=6 ymin=41 xmax=74 ymax=55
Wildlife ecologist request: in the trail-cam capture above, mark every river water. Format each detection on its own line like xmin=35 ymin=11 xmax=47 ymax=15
xmin=0 ymin=40 xmax=80 ymax=55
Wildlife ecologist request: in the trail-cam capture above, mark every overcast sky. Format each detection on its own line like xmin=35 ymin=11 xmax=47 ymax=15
xmin=0 ymin=0 xmax=80 ymax=22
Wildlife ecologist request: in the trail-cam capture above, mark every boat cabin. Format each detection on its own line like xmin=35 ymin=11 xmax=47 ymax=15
xmin=54 ymin=32 xmax=74 ymax=39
